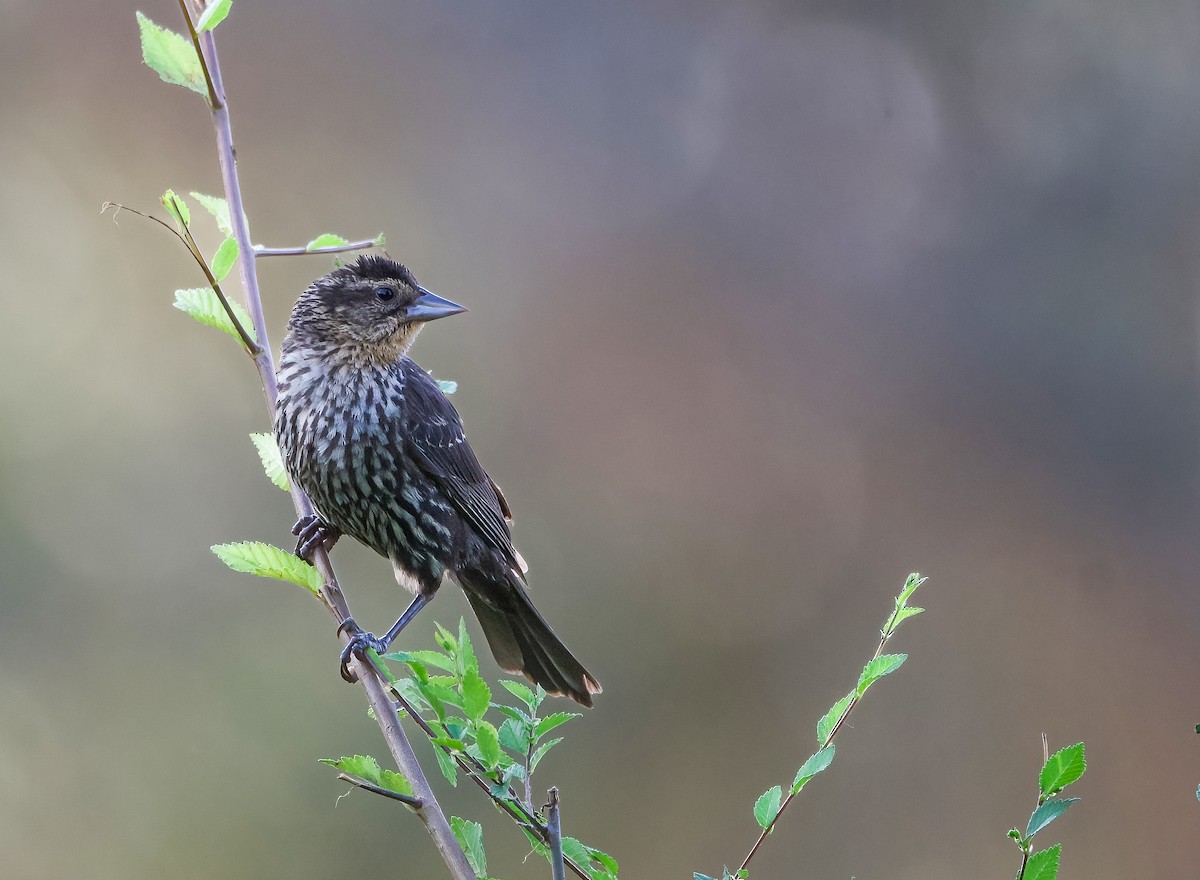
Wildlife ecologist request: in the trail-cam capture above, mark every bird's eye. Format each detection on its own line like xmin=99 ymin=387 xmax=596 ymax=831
xmin=375 ymin=287 xmax=395 ymax=301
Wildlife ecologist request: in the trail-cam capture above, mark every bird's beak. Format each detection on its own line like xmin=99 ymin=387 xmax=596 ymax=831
xmin=405 ymin=288 xmax=468 ymax=323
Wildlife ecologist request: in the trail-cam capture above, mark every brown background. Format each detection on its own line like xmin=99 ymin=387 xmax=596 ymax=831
xmin=1 ymin=1 xmax=1198 ymax=877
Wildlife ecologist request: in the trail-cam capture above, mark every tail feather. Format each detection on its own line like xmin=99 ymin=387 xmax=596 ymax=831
xmin=458 ymin=570 xmax=601 ymax=707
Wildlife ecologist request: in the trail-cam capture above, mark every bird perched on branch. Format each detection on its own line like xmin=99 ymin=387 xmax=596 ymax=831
xmin=274 ymin=255 xmax=600 ymax=706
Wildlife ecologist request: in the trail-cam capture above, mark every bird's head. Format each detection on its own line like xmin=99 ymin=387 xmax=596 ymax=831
xmin=286 ymin=255 xmax=466 ymax=360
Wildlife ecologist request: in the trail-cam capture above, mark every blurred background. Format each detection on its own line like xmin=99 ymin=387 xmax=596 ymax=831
xmin=2 ymin=0 xmax=1198 ymax=877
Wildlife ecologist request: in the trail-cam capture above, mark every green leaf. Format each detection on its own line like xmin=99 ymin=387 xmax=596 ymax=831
xmin=248 ymin=433 xmax=290 ymax=491
xmin=437 ymin=379 xmax=459 ymax=394
xmin=161 ymin=189 xmax=190 ymax=227
xmin=433 ymin=623 xmax=457 ymax=654
xmin=889 ymin=606 xmax=924 ymax=629
xmin=433 ymin=745 xmax=458 ymax=786
xmin=461 ymin=669 xmax=491 ymax=723
xmin=319 ymin=755 xmax=381 ymax=785
xmin=816 ymin=691 xmax=854 ymax=745
xmin=898 ymin=571 xmax=925 ymax=603
xmin=498 ymin=717 xmax=527 ymax=752
xmin=535 ymin=712 xmax=579 ymax=739
xmin=857 ymin=653 xmax=907 ymax=696
xmin=1025 ymin=797 xmax=1079 ymax=839
xmin=522 ymin=827 xmax=550 ymax=859
xmin=195 ymin=0 xmax=233 ymax=32
xmin=320 ymin=755 xmax=411 ymax=797
xmin=753 ymin=785 xmax=782 ymax=829
xmin=499 ymin=680 xmax=537 ymax=709
xmin=529 ymin=737 xmax=563 ymax=774
xmin=378 ymin=768 xmax=414 ymax=798
xmin=173 ymin=287 xmax=257 ymax=344
xmin=458 ymin=617 xmax=478 ymax=675
xmin=561 ymin=838 xmax=592 ymax=873
xmin=373 ymin=232 xmax=387 ymax=247
xmin=1025 ymin=844 xmax=1062 ymax=880
xmin=1039 ymin=743 xmax=1087 ymax=796
xmin=791 ymin=744 xmax=836 ymax=794
xmin=188 ymin=192 xmax=233 ymax=235
xmin=475 ymin=721 xmax=501 ymax=770
xmin=694 ymin=874 xmax=718 ymax=880
xmin=210 ymin=236 xmax=240 ymax=282
xmin=136 ymin=13 xmax=207 ymax=95
xmin=530 ymin=685 xmax=547 ymax=712
xmin=385 ymin=649 xmax=455 ymax=672
xmin=449 ymin=817 xmax=487 ymax=877
xmin=211 ymin=541 xmax=321 ymax=594
xmin=306 ymin=233 xmax=350 ymax=251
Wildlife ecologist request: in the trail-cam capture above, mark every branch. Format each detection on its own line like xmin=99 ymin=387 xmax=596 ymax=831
xmin=337 ymin=773 xmax=424 ymax=809
xmin=547 ymin=788 xmax=565 ymax=880
xmin=183 ymin=8 xmax=474 ymax=878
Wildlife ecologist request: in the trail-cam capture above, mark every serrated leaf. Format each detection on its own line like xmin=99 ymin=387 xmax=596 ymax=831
xmin=450 ymin=817 xmax=487 ymax=877
xmin=306 ymin=233 xmax=350 ymax=251
xmin=161 ymin=189 xmax=190 ymax=227
xmin=531 ymin=685 xmax=547 ymax=712
xmin=320 ymin=755 xmax=384 ymax=786
xmin=248 ymin=433 xmax=289 ymax=491
xmin=1039 ymin=743 xmax=1086 ymax=796
xmin=211 ymin=236 xmax=239 ymax=282
xmin=385 ymin=649 xmax=455 ymax=672
xmin=529 ymin=737 xmax=563 ymax=774
xmin=458 ymin=617 xmax=478 ymax=675
xmin=791 ymin=744 xmax=836 ymax=794
xmin=857 ymin=653 xmax=907 ymax=695
xmin=1026 ymin=797 xmax=1079 ymax=839
xmin=499 ymin=680 xmax=537 ymax=709
xmin=195 ymin=0 xmax=232 ymax=32
xmin=211 ymin=541 xmax=321 ymax=594
xmin=433 ymin=623 xmax=457 ymax=654
xmin=188 ymin=192 xmax=233 ymax=235
xmin=433 ymin=745 xmax=458 ymax=786
xmin=174 ymin=287 xmax=257 ymax=344
xmin=498 ymin=717 xmax=527 ymax=752
xmin=492 ymin=703 xmax=531 ymax=725
xmin=535 ymin=712 xmax=578 ymax=739
xmin=898 ymin=571 xmax=925 ymax=603
xmin=475 ymin=721 xmax=501 ymax=770
xmin=889 ymin=606 xmax=924 ymax=630
xmin=461 ymin=669 xmax=491 ymax=722
xmin=816 ymin=691 xmax=854 ymax=745
xmin=753 ymin=785 xmax=782 ymax=829
xmin=378 ymin=768 xmax=414 ymax=797
xmin=590 ymin=847 xmax=620 ymax=876
xmin=437 ymin=379 xmax=458 ymax=394
xmin=523 ymin=827 xmax=550 ymax=858
xmin=1025 ymin=844 xmax=1062 ymax=880
xmin=561 ymin=838 xmax=592 ymax=872
xmin=137 ymin=13 xmax=206 ymax=95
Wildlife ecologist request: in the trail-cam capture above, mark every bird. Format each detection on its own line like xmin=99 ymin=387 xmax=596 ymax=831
xmin=274 ymin=254 xmax=601 ymax=706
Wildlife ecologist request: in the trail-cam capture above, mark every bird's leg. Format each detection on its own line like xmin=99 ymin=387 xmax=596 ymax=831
xmin=337 ymin=594 xmax=430 ymax=683
xmin=291 ymin=514 xmax=341 ymax=561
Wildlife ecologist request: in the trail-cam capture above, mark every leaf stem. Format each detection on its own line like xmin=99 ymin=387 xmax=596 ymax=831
xmin=176 ymin=0 xmax=220 ymax=109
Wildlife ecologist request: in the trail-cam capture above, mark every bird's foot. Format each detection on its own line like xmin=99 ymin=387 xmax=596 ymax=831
xmin=292 ymin=515 xmax=341 ymax=561
xmin=336 ymin=617 xmax=388 ymax=683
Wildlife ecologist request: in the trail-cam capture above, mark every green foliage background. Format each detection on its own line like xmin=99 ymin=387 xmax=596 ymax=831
xmin=2 ymin=1 xmax=1200 ymax=879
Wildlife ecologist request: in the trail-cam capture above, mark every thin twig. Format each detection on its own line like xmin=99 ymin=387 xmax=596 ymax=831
xmin=547 ymin=788 xmax=565 ymax=880
xmin=255 ymin=239 xmax=380 ymax=257
xmin=184 ymin=13 xmax=474 ymax=880
xmin=737 ymin=598 xmax=910 ymax=874
xmin=336 ymin=773 xmax=424 ymax=809
xmin=100 ymin=200 xmax=260 ymax=356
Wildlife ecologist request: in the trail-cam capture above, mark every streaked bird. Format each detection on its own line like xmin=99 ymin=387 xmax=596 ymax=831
xmin=274 ymin=255 xmax=600 ymax=706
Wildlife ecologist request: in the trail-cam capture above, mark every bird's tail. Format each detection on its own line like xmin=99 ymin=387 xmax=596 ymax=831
xmin=457 ymin=568 xmax=601 ymax=707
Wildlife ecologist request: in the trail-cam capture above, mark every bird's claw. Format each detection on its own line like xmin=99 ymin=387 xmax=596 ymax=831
xmin=292 ymin=514 xmax=341 ymax=561
xmin=337 ymin=617 xmax=387 ymax=683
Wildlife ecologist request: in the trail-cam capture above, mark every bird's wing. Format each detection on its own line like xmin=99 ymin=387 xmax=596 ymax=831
xmin=402 ymin=367 xmax=525 ymax=576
